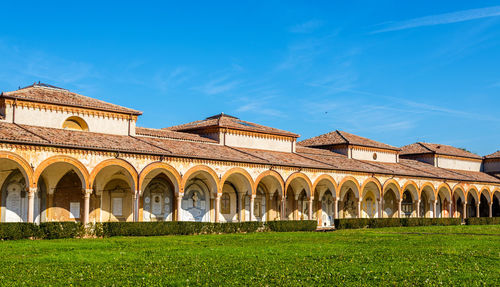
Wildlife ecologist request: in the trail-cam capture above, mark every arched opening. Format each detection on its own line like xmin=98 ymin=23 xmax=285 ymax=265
xmin=320 ymin=190 xmax=335 ymax=226
xmin=62 ymin=116 xmax=89 ymax=131
xmin=101 ymin=179 xmax=133 ymax=222
xmin=436 ymin=187 xmax=451 ymax=218
xmin=401 ymin=190 xmax=413 ymax=218
xmin=313 ymin=177 xmax=337 ymax=226
xmin=220 ymin=171 xmax=253 ymax=223
xmin=52 ymin=171 xmax=84 ymax=221
xmin=285 ymin=175 xmax=311 ymax=221
xmin=142 ymin=174 xmax=174 ymax=221
xmin=420 ymin=185 xmax=435 ymax=218
xmin=339 ymin=178 xmax=359 ymax=219
xmin=467 ymin=192 xmax=477 ymax=218
xmin=1 ymin=170 xmax=27 ymax=222
xmin=297 ymin=189 xmax=308 ymax=220
xmin=361 ymin=181 xmax=380 ymax=219
xmin=254 ymin=172 xmax=283 ymax=222
xmin=254 ymin=185 xmax=266 ymax=222
xmin=479 ymin=193 xmax=490 ymax=218
xmin=383 ymin=188 xmax=398 ymax=218
xmin=493 ymin=191 xmax=500 ymax=217
xmin=452 ymin=187 xmax=465 ymax=219
xmin=181 ymin=168 xmax=218 ymax=222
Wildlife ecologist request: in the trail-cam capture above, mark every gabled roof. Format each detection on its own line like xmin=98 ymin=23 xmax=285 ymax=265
xmin=1 ymin=83 xmax=142 ymax=115
xmin=485 ymin=150 xmax=500 ymax=159
xmin=0 ymin=121 xmax=498 ymax=184
xmin=400 ymin=142 xmax=482 ymax=160
xmin=135 ymin=127 xmax=217 ymax=143
xmin=298 ymin=130 xmax=400 ymax=151
xmin=166 ymin=113 xmax=299 ymax=138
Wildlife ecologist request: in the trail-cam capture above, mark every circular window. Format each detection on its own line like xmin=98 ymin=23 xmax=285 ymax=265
xmin=373 ymin=153 xmax=377 ymax=160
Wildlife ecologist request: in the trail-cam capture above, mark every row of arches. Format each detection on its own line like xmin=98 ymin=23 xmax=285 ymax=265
xmin=1 ymin=151 xmax=499 ymax=225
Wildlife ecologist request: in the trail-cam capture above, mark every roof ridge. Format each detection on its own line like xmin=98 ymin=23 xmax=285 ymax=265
xmin=336 ymin=130 xmax=350 ymax=145
xmin=416 ymin=142 xmax=434 ymax=153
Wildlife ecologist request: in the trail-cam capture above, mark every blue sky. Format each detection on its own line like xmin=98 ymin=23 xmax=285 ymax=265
xmin=0 ymin=1 xmax=499 ymax=155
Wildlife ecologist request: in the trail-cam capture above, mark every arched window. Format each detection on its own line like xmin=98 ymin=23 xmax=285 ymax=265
xmin=62 ymin=116 xmax=89 ymax=131
xmin=221 ymin=193 xmax=230 ymax=214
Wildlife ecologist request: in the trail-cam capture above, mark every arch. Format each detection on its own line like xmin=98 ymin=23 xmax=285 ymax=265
xmin=361 ymin=178 xmax=382 ymax=195
xmin=383 ymin=179 xmax=401 ymax=199
xmin=312 ymin=175 xmax=337 ymax=193
xmin=466 ymin=186 xmax=479 ymax=202
xmin=34 ymin=155 xmax=90 ymax=189
xmin=254 ymin=170 xmax=285 ymax=196
xmin=90 ymin=158 xmax=138 ymax=191
xmin=285 ymin=172 xmax=313 ymax=199
xmin=220 ymin=167 xmax=255 ymax=194
xmin=313 ymin=174 xmax=338 ymax=199
xmin=338 ymin=176 xmax=360 ymax=199
xmin=437 ymin=183 xmax=452 ymax=197
xmin=402 ymin=180 xmax=418 ymax=193
xmin=0 ymin=151 xmax=33 ymax=188
xmin=419 ymin=182 xmax=436 ymax=197
xmin=181 ymin=165 xmax=220 ymax=194
xmin=138 ymin=161 xmax=181 ymax=194
xmin=479 ymin=187 xmax=492 ymax=203
xmin=62 ymin=116 xmax=89 ymax=131
xmin=452 ymin=184 xmax=466 ymax=201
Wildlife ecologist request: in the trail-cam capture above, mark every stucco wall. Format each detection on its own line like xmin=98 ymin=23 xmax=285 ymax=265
xmin=483 ymin=160 xmax=500 ymax=173
xmin=9 ymin=105 xmax=133 ymax=135
xmin=351 ymin=148 xmax=398 ymax=163
xmin=437 ymin=156 xmax=481 ymax=172
xmin=224 ymin=133 xmax=293 ymax=152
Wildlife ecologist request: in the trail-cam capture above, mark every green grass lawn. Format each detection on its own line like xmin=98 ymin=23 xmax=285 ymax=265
xmin=0 ymin=225 xmax=499 ymax=286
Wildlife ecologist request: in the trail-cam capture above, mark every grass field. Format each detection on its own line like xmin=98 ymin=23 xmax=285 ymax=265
xmin=0 ymin=225 xmax=499 ymax=286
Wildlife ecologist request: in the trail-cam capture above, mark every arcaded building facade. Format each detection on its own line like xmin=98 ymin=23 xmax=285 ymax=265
xmin=0 ymin=83 xmax=499 ymax=226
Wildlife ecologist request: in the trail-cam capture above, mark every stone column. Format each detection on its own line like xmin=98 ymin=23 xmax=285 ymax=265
xmin=448 ymin=202 xmax=452 ymax=218
xmin=176 ymin=194 xmax=183 ymax=221
xmin=416 ymin=200 xmax=420 ymax=218
xmin=357 ymin=198 xmax=361 ymax=219
xmin=489 ymin=202 xmax=493 ymax=218
xmin=463 ymin=202 xmax=467 ymax=220
xmin=308 ymin=198 xmax=313 ymax=220
xmin=133 ymin=192 xmax=139 ymax=222
xmin=215 ymin=193 xmax=221 ymax=223
xmin=250 ymin=195 xmax=255 ymax=221
xmin=27 ymin=187 xmax=36 ymax=223
xmin=433 ymin=200 xmax=437 ymax=218
xmin=476 ymin=203 xmax=480 ymax=218
xmin=281 ymin=196 xmax=286 ymax=220
xmin=398 ymin=199 xmax=402 ymax=218
xmin=83 ymin=189 xmax=92 ymax=225
xmin=378 ymin=198 xmax=383 ymax=218
xmin=334 ymin=198 xmax=338 ymax=219
xmin=237 ymin=193 xmax=243 ymax=222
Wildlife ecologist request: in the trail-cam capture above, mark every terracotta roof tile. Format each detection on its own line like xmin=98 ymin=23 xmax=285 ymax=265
xmin=166 ymin=113 xmax=299 ymax=138
xmin=485 ymin=150 xmax=500 ymax=159
xmin=2 ymin=83 xmax=141 ymax=115
xmin=135 ymin=127 xmax=217 ymax=143
xmin=299 ymin=130 xmax=400 ymax=151
xmin=0 ymin=122 xmax=498 ymax=184
xmin=401 ymin=142 xmax=481 ymax=159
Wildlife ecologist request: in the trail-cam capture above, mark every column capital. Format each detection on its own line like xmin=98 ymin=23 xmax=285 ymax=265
xmin=28 ymin=187 xmax=37 ymax=195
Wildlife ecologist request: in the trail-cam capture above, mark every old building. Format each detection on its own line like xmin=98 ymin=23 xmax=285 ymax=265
xmin=0 ymin=83 xmax=499 ymax=225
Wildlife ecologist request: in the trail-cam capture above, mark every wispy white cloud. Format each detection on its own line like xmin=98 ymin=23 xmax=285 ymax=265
xmin=372 ymin=6 xmax=500 ymax=33
xmin=194 ymin=76 xmax=242 ymax=95
xmin=153 ymin=67 xmax=193 ymax=92
xmin=289 ymin=19 xmax=324 ymax=34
